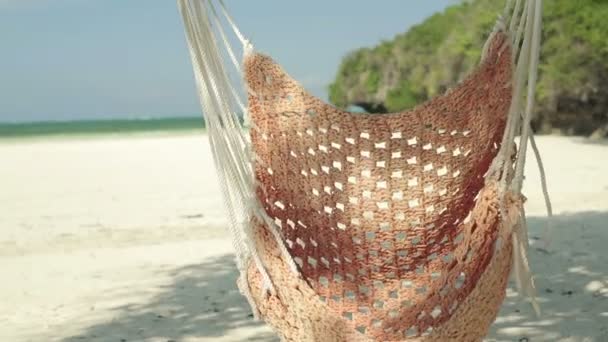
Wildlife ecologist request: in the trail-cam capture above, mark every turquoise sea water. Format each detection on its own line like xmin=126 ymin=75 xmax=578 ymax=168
xmin=0 ymin=117 xmax=206 ymax=140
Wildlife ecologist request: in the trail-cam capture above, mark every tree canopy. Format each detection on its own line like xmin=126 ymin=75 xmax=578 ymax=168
xmin=329 ymin=0 xmax=608 ymax=137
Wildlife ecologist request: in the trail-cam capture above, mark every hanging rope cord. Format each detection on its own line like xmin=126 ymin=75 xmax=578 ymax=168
xmin=177 ymin=0 xmax=303 ymax=317
xmin=489 ymin=0 xmax=552 ymax=316
xmin=178 ymin=0 xmax=553 ymax=317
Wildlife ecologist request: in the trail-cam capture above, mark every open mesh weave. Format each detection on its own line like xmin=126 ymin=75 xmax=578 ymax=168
xmin=247 ymin=187 xmax=517 ymax=341
xmin=244 ymin=32 xmax=515 ymax=340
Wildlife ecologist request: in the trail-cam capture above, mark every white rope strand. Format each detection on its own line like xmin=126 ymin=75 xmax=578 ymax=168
xmin=178 ymin=0 xmax=250 ymax=282
xmin=178 ymin=1 xmax=304 ymax=312
xmin=498 ymin=17 xmax=532 ymax=196
xmin=513 ymin=0 xmax=543 ymax=192
xmin=507 ymin=0 xmax=543 ymax=317
xmin=188 ymin=1 xmax=270 ymax=284
xmin=178 ymin=0 xmax=277 ymax=308
xmin=179 ymin=0 xmax=250 ymax=269
xmin=529 ymin=130 xmax=553 ymax=249
xmin=217 ymin=0 xmax=250 ymax=50
xmin=489 ymin=0 xmax=531 ymax=181
xmin=206 ymin=0 xmax=240 ymax=71
xmin=490 ymin=0 xmax=548 ymax=317
xmin=513 ymin=1 xmax=529 ymax=60
xmin=509 ymin=0 xmax=523 ymax=38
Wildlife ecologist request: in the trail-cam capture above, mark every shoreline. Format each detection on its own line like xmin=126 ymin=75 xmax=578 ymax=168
xmin=0 ymin=128 xmax=206 ymax=144
xmin=0 ymin=117 xmax=206 ymax=142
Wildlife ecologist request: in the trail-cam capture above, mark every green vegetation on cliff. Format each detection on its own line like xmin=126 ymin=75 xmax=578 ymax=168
xmin=329 ymin=0 xmax=608 ymax=137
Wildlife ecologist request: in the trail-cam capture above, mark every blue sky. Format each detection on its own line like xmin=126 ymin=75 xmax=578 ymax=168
xmin=0 ymin=0 xmax=452 ymax=122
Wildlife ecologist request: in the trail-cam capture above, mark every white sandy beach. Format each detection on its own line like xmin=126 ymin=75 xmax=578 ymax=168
xmin=1 ymin=133 xmax=607 ymax=342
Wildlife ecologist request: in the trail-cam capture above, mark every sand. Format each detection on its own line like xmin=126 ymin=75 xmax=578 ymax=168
xmin=1 ymin=134 xmax=607 ymax=342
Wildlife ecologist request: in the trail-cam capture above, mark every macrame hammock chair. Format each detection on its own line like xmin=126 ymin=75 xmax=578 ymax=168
xmin=177 ymin=0 xmax=553 ymax=340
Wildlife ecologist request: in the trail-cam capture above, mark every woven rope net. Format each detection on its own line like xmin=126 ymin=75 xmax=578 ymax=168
xmin=177 ymin=0 xmax=551 ymax=340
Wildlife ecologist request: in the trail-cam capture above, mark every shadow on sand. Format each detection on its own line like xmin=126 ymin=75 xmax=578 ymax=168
xmin=62 ymin=254 xmax=277 ymax=342
xmin=62 ymin=211 xmax=607 ymax=341
xmin=488 ymin=211 xmax=608 ymax=341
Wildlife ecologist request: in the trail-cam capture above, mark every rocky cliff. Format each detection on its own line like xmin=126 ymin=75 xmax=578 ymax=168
xmin=329 ymin=0 xmax=608 ymax=138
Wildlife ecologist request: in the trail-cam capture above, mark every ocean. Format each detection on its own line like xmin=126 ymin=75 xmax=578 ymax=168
xmin=0 ymin=117 xmax=206 ymax=139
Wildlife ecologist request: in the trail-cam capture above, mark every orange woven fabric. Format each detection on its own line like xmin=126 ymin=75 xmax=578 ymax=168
xmin=247 ymin=184 xmax=516 ymax=341
xmin=245 ymin=31 xmax=514 ymax=341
